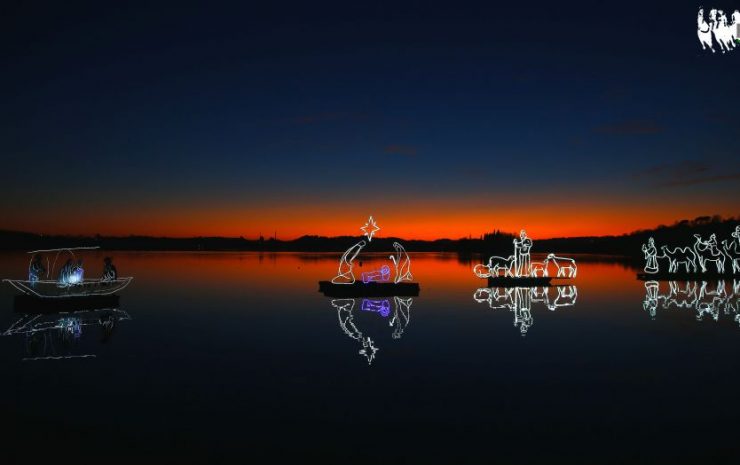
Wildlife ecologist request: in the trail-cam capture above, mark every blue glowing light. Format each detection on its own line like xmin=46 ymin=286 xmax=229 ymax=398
xmin=361 ymin=299 xmax=391 ymax=317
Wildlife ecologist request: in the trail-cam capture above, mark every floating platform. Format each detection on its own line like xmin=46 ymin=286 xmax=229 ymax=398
xmin=637 ymin=272 xmax=739 ymax=281
xmin=14 ymin=294 xmax=120 ymax=313
xmin=318 ymin=281 xmax=420 ymax=297
xmin=487 ymin=276 xmax=553 ymax=287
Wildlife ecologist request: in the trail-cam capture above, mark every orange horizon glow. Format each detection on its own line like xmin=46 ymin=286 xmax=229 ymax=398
xmin=3 ymin=197 xmax=737 ymax=241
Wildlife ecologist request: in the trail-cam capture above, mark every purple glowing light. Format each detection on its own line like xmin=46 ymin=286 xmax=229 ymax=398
xmin=362 ymin=265 xmax=391 ymax=284
xmin=361 ymin=299 xmax=391 ymax=317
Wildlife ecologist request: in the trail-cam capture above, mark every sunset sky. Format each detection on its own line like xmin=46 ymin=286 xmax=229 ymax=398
xmin=2 ymin=1 xmax=738 ymax=240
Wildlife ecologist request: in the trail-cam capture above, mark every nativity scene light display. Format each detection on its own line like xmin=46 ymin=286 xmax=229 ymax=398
xmin=319 ymin=216 xmax=419 ymax=298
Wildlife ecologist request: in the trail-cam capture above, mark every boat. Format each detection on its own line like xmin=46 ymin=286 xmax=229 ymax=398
xmin=3 ymin=247 xmax=133 ymax=299
xmin=487 ymin=276 xmax=553 ymax=287
xmin=319 ymin=281 xmax=420 ymax=297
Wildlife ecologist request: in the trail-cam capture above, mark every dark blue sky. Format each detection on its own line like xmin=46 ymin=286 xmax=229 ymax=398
xmin=1 ymin=1 xmax=738 ymax=238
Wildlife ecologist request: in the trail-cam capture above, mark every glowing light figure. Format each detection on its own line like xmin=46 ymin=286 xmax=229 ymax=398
xmin=545 ymin=254 xmax=577 ymax=278
xmin=642 ymin=237 xmax=659 ymax=274
xmin=693 ymin=233 xmax=726 ymax=273
xmin=361 ymin=299 xmax=391 ymax=317
xmin=362 ymin=265 xmax=391 ymax=284
xmin=390 ymin=242 xmax=413 ymax=283
xmin=331 ymin=240 xmax=366 ymax=284
xmin=721 ymin=239 xmax=740 ymax=274
xmin=513 ymin=230 xmax=533 ymax=277
xmin=659 ymin=246 xmax=697 ymax=273
xmin=360 ymin=216 xmax=380 ymax=242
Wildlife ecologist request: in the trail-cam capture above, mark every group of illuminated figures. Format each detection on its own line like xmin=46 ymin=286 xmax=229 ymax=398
xmin=473 ymin=230 xmax=577 ymax=279
xmin=642 ymin=226 xmax=740 ymax=274
xmin=28 ymin=254 xmax=118 ymax=286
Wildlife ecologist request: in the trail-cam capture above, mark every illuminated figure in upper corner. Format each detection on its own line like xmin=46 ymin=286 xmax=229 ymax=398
xmin=28 ymin=254 xmax=45 ymax=286
xmin=513 ymin=230 xmax=533 ymax=277
xmin=642 ymin=237 xmax=659 ymax=274
xmin=390 ymin=242 xmax=413 ymax=283
xmin=331 ymin=240 xmax=366 ymax=284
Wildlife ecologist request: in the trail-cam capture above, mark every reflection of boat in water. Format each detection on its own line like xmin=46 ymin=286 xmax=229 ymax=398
xmin=331 ymin=296 xmax=412 ymax=365
xmin=2 ymin=247 xmax=133 ymax=298
xmin=473 ymin=285 xmax=577 ymax=336
xmin=3 ymin=306 xmax=132 ymax=361
xmin=643 ymin=279 xmax=740 ymax=323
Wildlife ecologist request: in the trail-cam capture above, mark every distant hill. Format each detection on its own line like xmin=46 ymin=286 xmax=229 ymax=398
xmin=1 ymin=216 xmax=737 ymax=262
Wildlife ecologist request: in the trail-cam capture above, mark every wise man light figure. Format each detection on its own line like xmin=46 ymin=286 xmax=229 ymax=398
xmin=513 ymin=230 xmax=533 ymax=277
xmin=642 ymin=237 xmax=659 ymax=274
xmin=732 ymin=226 xmax=740 ymax=249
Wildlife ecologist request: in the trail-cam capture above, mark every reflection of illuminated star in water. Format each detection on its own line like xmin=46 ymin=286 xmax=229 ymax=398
xmin=359 ymin=337 xmax=378 ymax=364
xmin=361 ymin=216 xmax=380 ymax=242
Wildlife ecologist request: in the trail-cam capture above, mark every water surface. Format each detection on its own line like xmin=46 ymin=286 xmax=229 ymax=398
xmin=1 ymin=252 xmax=739 ymax=464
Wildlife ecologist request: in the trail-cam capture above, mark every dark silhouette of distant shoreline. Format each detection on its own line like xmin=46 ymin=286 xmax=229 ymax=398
xmin=1 ymin=216 xmax=737 ymax=264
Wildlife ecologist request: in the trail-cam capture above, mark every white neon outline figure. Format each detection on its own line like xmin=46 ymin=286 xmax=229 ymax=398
xmin=331 ymin=240 xmax=366 ymax=284
xmin=693 ymin=233 xmax=726 ymax=273
xmin=546 ymin=254 xmax=577 ymax=278
xmin=643 ymin=281 xmax=660 ymax=319
xmin=642 ymin=237 xmax=659 ymax=274
xmin=529 ymin=261 xmax=548 ymax=277
xmin=362 ymin=265 xmax=391 ymax=284
xmin=360 ymin=216 xmax=380 ymax=242
xmin=390 ymin=297 xmax=412 ymax=339
xmin=659 ymin=246 xmax=697 ymax=273
xmin=722 ymin=239 xmax=740 ymax=274
xmin=389 ymin=241 xmax=413 ymax=283
xmin=513 ymin=230 xmax=533 ymax=277
xmin=473 ymin=255 xmax=514 ymax=278
xmin=698 ymin=8 xmax=715 ymax=52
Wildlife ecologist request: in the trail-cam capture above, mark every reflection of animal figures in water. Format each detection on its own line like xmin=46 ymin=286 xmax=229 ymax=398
xmin=389 ymin=242 xmax=413 ymax=283
xmin=698 ymin=8 xmax=715 ymax=52
xmin=546 ymin=254 xmax=577 ymax=278
xmin=473 ymin=287 xmax=514 ymax=310
xmin=666 ymin=281 xmax=698 ymax=308
xmin=693 ymin=234 xmax=726 ymax=273
xmin=710 ymin=9 xmax=736 ymax=53
xmin=660 ymin=246 xmax=697 ymax=273
xmin=332 ymin=240 xmax=366 ymax=284
xmin=473 ymin=255 xmax=515 ymax=278
xmin=550 ymin=285 xmax=578 ymax=310
xmin=721 ymin=240 xmax=740 ymax=274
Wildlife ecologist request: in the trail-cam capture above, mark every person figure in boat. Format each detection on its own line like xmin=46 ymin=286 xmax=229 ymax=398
xmin=513 ymin=229 xmax=533 ymax=277
xmin=28 ymin=254 xmax=45 ymax=285
xmin=642 ymin=237 xmax=659 ymax=274
xmin=101 ymin=257 xmax=118 ymax=282
xmin=58 ymin=259 xmax=75 ymax=285
xmin=332 ymin=240 xmax=366 ymax=284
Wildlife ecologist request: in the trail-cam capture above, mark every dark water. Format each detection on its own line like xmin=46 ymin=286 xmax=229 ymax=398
xmin=1 ymin=251 xmax=739 ymax=464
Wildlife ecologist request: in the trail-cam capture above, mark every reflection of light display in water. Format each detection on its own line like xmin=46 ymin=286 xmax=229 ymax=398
xmin=642 ymin=279 xmax=740 ymax=322
xmin=361 ymin=299 xmax=391 ymax=317
xmin=473 ymin=286 xmax=577 ymax=336
xmin=3 ymin=308 xmax=131 ymax=361
xmin=331 ymin=296 xmax=413 ymax=364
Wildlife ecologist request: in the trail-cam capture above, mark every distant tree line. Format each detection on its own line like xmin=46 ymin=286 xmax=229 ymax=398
xmin=1 ymin=216 xmax=737 ymax=263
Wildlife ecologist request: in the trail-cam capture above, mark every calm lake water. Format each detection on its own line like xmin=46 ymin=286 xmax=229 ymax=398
xmin=1 ymin=251 xmax=739 ymax=464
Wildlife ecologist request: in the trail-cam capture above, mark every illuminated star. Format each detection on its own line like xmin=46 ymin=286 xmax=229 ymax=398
xmin=360 ymin=216 xmax=380 ymax=242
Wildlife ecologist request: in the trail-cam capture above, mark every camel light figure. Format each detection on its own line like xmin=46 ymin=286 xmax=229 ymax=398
xmin=659 ymin=245 xmax=697 ymax=273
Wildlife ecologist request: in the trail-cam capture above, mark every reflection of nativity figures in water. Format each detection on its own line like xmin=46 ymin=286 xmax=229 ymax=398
xmin=320 ymin=217 xmax=419 ymax=297
xmin=473 ymin=230 xmax=577 ymax=286
xmin=331 ymin=296 xmax=412 ymax=364
xmin=642 ymin=280 xmax=740 ymax=324
xmin=473 ymin=285 xmax=577 ymax=336
xmin=638 ymin=228 xmax=740 ymax=279
xmin=3 ymin=307 xmax=131 ymax=360
xmin=3 ymin=247 xmax=133 ymax=298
